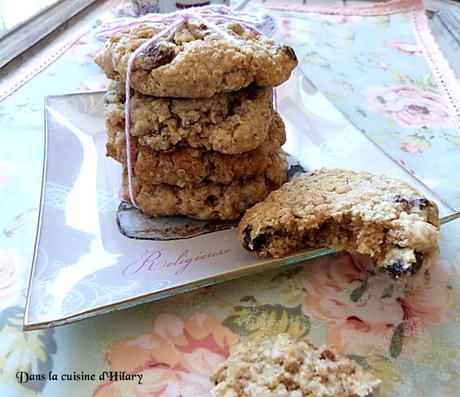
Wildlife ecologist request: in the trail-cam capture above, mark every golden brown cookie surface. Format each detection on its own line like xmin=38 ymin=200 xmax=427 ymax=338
xmin=107 ymin=112 xmax=286 ymax=188
xmin=95 ymin=20 xmax=297 ymax=98
xmin=121 ymin=150 xmax=288 ymax=220
xmin=104 ymin=81 xmax=277 ymax=154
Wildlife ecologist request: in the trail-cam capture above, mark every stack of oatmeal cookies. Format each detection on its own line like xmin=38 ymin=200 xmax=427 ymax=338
xmin=95 ymin=15 xmax=297 ymax=220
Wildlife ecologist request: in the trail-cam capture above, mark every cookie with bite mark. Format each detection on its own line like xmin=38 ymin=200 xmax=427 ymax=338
xmin=238 ymin=168 xmax=440 ymax=278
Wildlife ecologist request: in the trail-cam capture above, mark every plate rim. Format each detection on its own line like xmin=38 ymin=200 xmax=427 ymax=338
xmin=23 ymin=95 xmax=51 ymax=331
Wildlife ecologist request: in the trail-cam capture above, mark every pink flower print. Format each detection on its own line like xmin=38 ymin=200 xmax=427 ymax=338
xmin=93 ymin=313 xmax=239 ymax=397
xmin=302 ymin=253 xmax=452 ymax=357
xmin=400 ymin=142 xmax=419 ymax=153
xmin=0 ymin=246 xmax=28 ymax=309
xmin=363 ymin=85 xmax=452 ymax=128
xmin=385 ymin=40 xmax=423 ymax=57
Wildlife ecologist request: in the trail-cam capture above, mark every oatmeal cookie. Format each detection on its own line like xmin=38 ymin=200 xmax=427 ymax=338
xmin=107 ymin=115 xmax=286 ymax=187
xmin=238 ymin=168 xmax=440 ymax=278
xmin=121 ymin=150 xmax=288 ymax=220
xmin=210 ymin=333 xmax=381 ymax=397
xmin=95 ymin=19 xmax=297 ymax=98
xmin=104 ymin=81 xmax=276 ymax=154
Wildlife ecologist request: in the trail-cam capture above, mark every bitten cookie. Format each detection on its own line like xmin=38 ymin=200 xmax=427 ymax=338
xmin=238 ymin=168 xmax=440 ymax=278
xmin=95 ymin=19 xmax=297 ymax=98
xmin=104 ymin=81 xmax=276 ymax=154
xmin=122 ymin=150 xmax=288 ymax=220
xmin=107 ymin=114 xmax=286 ymax=187
xmin=210 ymin=333 xmax=381 ymax=397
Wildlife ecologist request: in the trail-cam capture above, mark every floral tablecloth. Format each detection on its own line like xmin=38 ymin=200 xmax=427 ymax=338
xmin=0 ymin=0 xmax=459 ymax=396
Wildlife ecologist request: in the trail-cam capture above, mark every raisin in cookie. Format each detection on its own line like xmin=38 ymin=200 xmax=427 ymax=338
xmin=107 ymin=115 xmax=285 ymax=187
xmin=95 ymin=20 xmax=297 ymax=98
xmin=121 ymin=150 xmax=288 ymax=220
xmin=211 ymin=333 xmax=381 ymax=397
xmin=104 ymin=81 xmax=276 ymax=154
xmin=238 ymin=168 xmax=440 ymax=278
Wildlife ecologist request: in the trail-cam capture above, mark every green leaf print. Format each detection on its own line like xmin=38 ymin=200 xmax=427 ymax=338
xmin=356 ymin=108 xmax=368 ymax=117
xmin=0 ymin=306 xmax=56 ymax=393
xmin=392 ymin=72 xmax=413 ymax=85
xmin=374 ymin=15 xmax=390 ymax=27
xmin=406 ymin=134 xmax=431 ymax=152
xmin=239 ymin=295 xmax=258 ymax=303
xmin=444 ymin=133 xmax=460 ymax=149
xmin=3 ymin=208 xmax=38 ymax=238
xmin=350 ymin=282 xmax=367 ymax=302
xmin=389 ymin=323 xmax=404 ymax=358
xmin=223 ymin=297 xmax=310 ymax=339
xmin=424 ymin=270 xmax=431 ymax=286
xmin=333 ymin=80 xmax=354 ymax=93
xmin=416 ymin=75 xmax=439 ymax=93
xmin=303 ymin=52 xmax=330 ymax=68
xmin=380 ymin=284 xmax=394 ymax=299
xmin=270 ymin=265 xmax=303 ymax=282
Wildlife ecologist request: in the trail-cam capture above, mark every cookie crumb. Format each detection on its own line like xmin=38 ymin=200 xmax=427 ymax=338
xmin=211 ymin=333 xmax=381 ymax=397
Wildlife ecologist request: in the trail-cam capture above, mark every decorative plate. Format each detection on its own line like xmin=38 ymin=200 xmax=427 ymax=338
xmin=24 ymin=70 xmax=458 ymax=330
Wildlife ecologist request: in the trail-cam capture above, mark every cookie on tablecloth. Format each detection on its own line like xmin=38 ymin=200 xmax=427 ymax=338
xmin=211 ymin=333 xmax=381 ymax=397
xmin=238 ymin=168 xmax=440 ymax=278
xmin=95 ymin=19 xmax=297 ymax=98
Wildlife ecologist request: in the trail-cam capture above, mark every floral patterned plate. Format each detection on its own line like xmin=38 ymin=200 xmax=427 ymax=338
xmin=23 ymin=69 xmax=458 ymax=330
